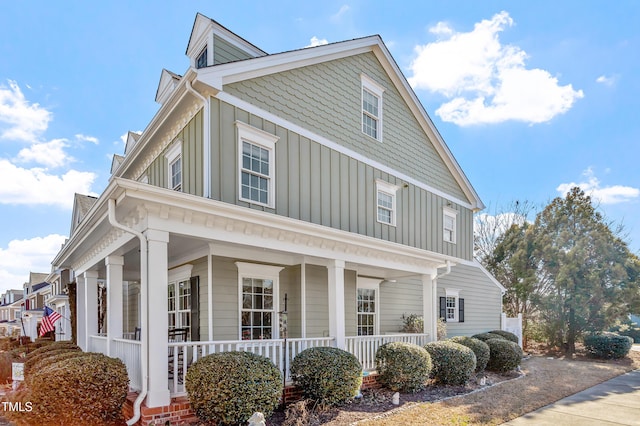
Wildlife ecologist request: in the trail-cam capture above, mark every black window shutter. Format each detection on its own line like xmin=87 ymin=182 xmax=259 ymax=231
xmin=459 ymin=298 xmax=465 ymax=323
xmin=190 ymin=276 xmax=200 ymax=342
xmin=439 ymin=296 xmax=446 ymax=322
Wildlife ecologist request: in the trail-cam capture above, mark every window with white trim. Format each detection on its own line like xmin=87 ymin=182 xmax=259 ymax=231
xmin=165 ymin=141 xmax=182 ymax=191
xmin=236 ymin=262 xmax=283 ymax=340
xmin=357 ymin=278 xmax=381 ymax=336
xmin=376 ymin=180 xmax=399 ymax=226
xmin=236 ymin=121 xmax=279 ymax=208
xmin=443 ymin=207 xmax=458 ymax=243
xmin=446 ymin=289 xmax=459 ymax=322
xmin=361 ymin=74 xmax=384 ymax=141
xmin=196 ymin=47 xmax=208 ymax=69
xmin=168 ymin=265 xmax=193 ymax=339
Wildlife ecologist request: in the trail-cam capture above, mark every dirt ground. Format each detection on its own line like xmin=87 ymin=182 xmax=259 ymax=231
xmin=270 ymin=345 xmax=640 ymax=426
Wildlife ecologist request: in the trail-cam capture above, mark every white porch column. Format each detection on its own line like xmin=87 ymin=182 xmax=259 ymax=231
xmin=422 ymin=274 xmax=437 ymax=342
xmin=327 ymin=259 xmax=345 ymax=349
xmin=106 ymin=255 xmax=124 ymax=356
xmin=145 ymin=229 xmax=170 ymax=408
xmin=76 ymin=274 xmax=87 ymax=350
xmin=83 ymin=270 xmax=99 ymax=351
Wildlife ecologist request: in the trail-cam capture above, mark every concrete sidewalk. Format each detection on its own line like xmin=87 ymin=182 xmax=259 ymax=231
xmin=503 ymin=368 xmax=640 ymax=425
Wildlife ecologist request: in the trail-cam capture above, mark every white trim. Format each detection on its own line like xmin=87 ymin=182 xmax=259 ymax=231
xmin=445 ymin=288 xmax=460 ymax=323
xmin=217 ymin=92 xmax=474 ymax=210
xmin=356 ymin=277 xmax=381 ymax=335
xmin=235 ymin=262 xmax=284 ymax=340
xmin=164 ymin=140 xmax=182 ymax=191
xmin=300 ymin=262 xmax=306 ymax=338
xmin=168 ymin=264 xmax=193 ymax=283
xmin=375 ymin=179 xmax=399 ymax=226
xmin=361 ymin=74 xmax=384 ymax=142
xmin=236 ymin=121 xmax=279 ymax=209
xmin=443 ymin=206 xmax=458 ymax=244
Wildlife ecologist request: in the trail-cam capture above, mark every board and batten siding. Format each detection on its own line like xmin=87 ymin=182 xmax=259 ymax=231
xmin=224 ymin=52 xmax=468 ymax=202
xmin=437 ymin=263 xmax=503 ymax=337
xmin=209 ymin=98 xmax=473 ymax=260
xmin=146 ymin=110 xmax=203 ymax=196
xmin=213 ymin=35 xmax=255 ymax=64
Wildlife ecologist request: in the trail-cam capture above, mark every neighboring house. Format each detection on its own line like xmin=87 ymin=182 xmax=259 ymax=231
xmin=44 ymin=267 xmax=73 ymax=341
xmin=51 ymin=13 xmax=505 ymax=421
xmin=20 ymin=272 xmax=51 ymax=341
xmin=0 ymin=290 xmax=24 ymax=337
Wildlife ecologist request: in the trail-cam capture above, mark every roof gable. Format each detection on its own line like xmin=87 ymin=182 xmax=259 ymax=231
xmin=155 ymin=69 xmax=182 ymax=105
xmin=124 ymin=131 xmax=142 ymax=155
xmin=70 ymin=193 xmax=98 ymax=235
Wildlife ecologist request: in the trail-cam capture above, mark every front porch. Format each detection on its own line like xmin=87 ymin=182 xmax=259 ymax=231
xmin=90 ymin=333 xmax=429 ymax=397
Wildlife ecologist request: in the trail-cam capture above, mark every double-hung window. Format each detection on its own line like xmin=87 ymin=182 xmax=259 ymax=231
xmin=196 ymin=47 xmax=208 ymax=68
xmin=165 ymin=141 xmax=182 ymax=191
xmin=236 ymin=262 xmax=283 ymax=340
xmin=361 ymin=74 xmax=385 ymax=141
xmin=236 ymin=121 xmax=279 ymax=208
xmin=168 ymin=265 xmax=193 ymax=339
xmin=357 ymin=278 xmax=381 ymax=336
xmin=440 ymin=289 xmax=464 ymax=323
xmin=443 ymin=207 xmax=458 ymax=244
xmin=376 ymin=180 xmax=399 ymax=226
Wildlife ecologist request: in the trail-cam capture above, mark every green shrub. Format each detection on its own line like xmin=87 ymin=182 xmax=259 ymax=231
xmin=24 ymin=347 xmax=82 ymax=378
xmin=584 ymin=332 xmax=633 ymax=359
xmin=375 ymin=342 xmax=432 ymax=392
xmin=449 ymin=336 xmax=490 ymax=372
xmin=185 ymin=351 xmax=282 ymax=425
xmin=401 ymin=314 xmax=424 ymax=333
xmin=472 ymin=332 xmax=507 ymax=342
xmin=290 ymin=347 xmax=362 ymax=406
xmin=424 ymin=341 xmax=476 ymax=385
xmin=609 ymin=320 xmax=640 ymax=343
xmin=8 ymin=353 xmax=129 ymax=425
xmin=24 ymin=340 xmax=79 ymax=361
xmin=485 ymin=338 xmax=523 ymax=372
xmin=437 ymin=317 xmax=448 ymax=340
xmin=488 ymin=330 xmax=519 ymax=343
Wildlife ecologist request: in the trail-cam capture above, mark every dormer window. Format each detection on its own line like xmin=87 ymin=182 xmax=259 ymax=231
xmin=196 ymin=47 xmax=208 ymax=69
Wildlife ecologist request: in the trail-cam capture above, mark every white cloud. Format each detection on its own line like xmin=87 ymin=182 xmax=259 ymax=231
xmin=0 ymin=234 xmax=66 ymax=291
xmin=0 ymin=80 xmax=52 ymax=143
xmin=75 ymin=133 xmax=99 ymax=144
xmin=556 ymin=168 xmax=639 ymax=205
xmin=0 ymin=159 xmax=96 ymax=208
xmin=331 ymin=5 xmax=350 ymax=22
xmin=306 ymin=36 xmax=329 ymax=48
xmin=596 ymin=75 xmax=616 ymax=86
xmin=408 ymin=11 xmax=584 ymax=126
xmin=16 ymin=138 xmax=72 ymax=168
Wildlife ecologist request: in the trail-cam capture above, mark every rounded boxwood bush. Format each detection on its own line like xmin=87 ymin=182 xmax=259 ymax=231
xmin=424 ymin=341 xmax=476 ymax=385
xmin=488 ymin=330 xmax=519 ymax=343
xmin=12 ymin=353 xmax=129 ymax=425
xmin=290 ymin=347 xmax=362 ymax=406
xmin=24 ymin=346 xmax=82 ymax=377
xmin=584 ymin=332 xmax=633 ymax=359
xmin=472 ymin=332 xmax=507 ymax=342
xmin=485 ymin=338 xmax=523 ymax=372
xmin=375 ymin=341 xmax=432 ymax=392
xmin=449 ymin=336 xmax=490 ymax=372
xmin=24 ymin=340 xmax=79 ymax=360
xmin=185 ymin=351 xmax=282 ymax=425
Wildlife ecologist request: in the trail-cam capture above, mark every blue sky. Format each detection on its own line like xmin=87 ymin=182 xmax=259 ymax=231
xmin=1 ymin=1 xmax=639 ymax=293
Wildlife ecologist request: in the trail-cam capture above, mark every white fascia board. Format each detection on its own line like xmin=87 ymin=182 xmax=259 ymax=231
xmin=186 ymin=13 xmax=266 ymax=59
xmin=370 ymin=45 xmax=485 ymax=211
xmin=473 ymin=260 xmax=508 ymax=293
xmin=216 ymin=91 xmax=475 ymax=210
xmin=196 ymin=36 xmax=378 ymax=88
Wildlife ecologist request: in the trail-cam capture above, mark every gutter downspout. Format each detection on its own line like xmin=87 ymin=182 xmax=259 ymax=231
xmin=108 ymin=199 xmax=148 ymax=426
xmin=432 ymin=260 xmax=451 ymax=341
xmin=185 ymin=78 xmax=211 ymax=198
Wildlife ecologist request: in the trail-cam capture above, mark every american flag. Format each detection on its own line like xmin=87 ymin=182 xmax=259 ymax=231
xmin=39 ymin=306 xmax=62 ymax=337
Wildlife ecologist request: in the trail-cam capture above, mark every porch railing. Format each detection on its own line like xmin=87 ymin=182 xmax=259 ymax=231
xmin=168 ymin=337 xmax=335 ymax=396
xmin=88 ymin=335 xmax=107 ymax=353
xmin=112 ymin=338 xmax=142 ymax=391
xmin=345 ymin=333 xmax=431 ymax=371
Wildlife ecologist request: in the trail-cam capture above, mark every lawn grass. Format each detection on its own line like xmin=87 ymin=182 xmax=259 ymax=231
xmin=357 ymin=349 xmax=640 ymax=426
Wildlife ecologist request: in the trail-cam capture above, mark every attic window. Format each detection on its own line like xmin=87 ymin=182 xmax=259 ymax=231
xmin=361 ymin=74 xmax=385 ymax=141
xmin=196 ymin=47 xmax=208 ymax=69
